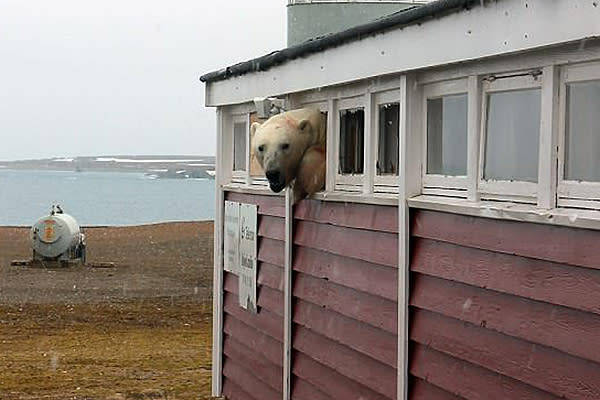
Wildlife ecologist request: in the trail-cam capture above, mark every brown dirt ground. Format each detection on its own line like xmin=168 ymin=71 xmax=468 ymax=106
xmin=0 ymin=222 xmax=214 ymax=400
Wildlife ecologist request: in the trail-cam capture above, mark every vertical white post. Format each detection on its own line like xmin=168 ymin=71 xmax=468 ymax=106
xmin=467 ymin=75 xmax=481 ymax=202
xmin=282 ymin=188 xmax=294 ymax=400
xmin=538 ymin=65 xmax=559 ymax=209
xmin=398 ymin=73 xmax=421 ymax=400
xmin=397 ymin=75 xmax=410 ymax=400
xmin=364 ymin=90 xmax=374 ymax=194
xmin=212 ymin=107 xmax=226 ymax=397
xmin=326 ymin=98 xmax=337 ymax=192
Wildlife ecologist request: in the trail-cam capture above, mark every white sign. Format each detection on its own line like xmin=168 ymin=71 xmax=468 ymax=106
xmin=224 ymin=201 xmax=240 ymax=274
xmin=238 ymin=203 xmax=258 ymax=313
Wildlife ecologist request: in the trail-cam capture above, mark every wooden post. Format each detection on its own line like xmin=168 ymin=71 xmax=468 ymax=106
xmin=398 ymin=73 xmax=422 ymax=400
xmin=212 ymin=107 xmax=226 ymax=397
xmin=467 ymin=75 xmax=481 ymax=202
xmin=282 ymin=188 xmax=294 ymax=400
xmin=538 ymin=65 xmax=559 ymax=209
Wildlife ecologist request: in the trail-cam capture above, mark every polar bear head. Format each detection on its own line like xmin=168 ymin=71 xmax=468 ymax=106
xmin=251 ymin=108 xmax=325 ymax=193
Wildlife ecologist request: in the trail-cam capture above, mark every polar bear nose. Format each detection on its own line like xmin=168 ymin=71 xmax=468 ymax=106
xmin=266 ymin=169 xmax=281 ymax=183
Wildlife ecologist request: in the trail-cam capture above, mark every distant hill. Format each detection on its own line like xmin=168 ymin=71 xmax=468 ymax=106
xmin=0 ymin=155 xmax=216 ymax=180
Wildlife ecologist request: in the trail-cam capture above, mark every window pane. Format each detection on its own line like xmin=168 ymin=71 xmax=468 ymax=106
xmin=339 ymin=108 xmax=364 ymax=174
xmin=233 ymin=122 xmax=246 ymax=171
xmin=565 ymin=80 xmax=600 ymax=182
xmin=377 ymin=103 xmax=399 ymax=175
xmin=484 ymin=89 xmax=541 ymax=182
xmin=426 ymin=94 xmax=467 ymax=175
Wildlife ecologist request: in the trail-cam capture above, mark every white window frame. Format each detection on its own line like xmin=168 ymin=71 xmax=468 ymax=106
xmin=557 ymin=61 xmax=600 ymax=210
xmin=335 ymin=95 xmax=367 ymax=192
xmin=231 ymin=113 xmax=250 ymax=185
xmin=247 ymin=111 xmax=270 ymax=189
xmin=422 ymin=78 xmax=469 ymax=198
xmin=373 ymin=89 xmax=401 ymax=194
xmin=478 ymin=73 xmax=543 ymax=203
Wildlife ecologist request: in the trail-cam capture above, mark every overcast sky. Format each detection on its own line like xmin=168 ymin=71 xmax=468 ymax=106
xmin=0 ymin=0 xmax=286 ymax=161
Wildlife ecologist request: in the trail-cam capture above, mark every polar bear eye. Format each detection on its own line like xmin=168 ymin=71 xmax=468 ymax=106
xmin=257 ymin=145 xmax=265 ymax=152
xmin=280 ymin=143 xmax=290 ymax=151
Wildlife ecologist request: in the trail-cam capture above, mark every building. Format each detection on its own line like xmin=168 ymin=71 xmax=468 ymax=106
xmin=201 ymin=1 xmax=600 ymax=399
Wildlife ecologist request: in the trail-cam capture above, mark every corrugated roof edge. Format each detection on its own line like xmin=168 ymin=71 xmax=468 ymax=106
xmin=200 ymin=0 xmax=483 ymax=83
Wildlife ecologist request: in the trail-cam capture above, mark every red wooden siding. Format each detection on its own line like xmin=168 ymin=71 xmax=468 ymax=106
xmin=409 ymin=209 xmax=600 ymax=400
xmin=222 ymin=192 xmax=285 ymax=400
xmin=292 ymin=199 xmax=398 ymax=400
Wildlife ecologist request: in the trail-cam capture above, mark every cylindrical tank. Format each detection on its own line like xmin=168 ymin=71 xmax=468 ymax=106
xmin=30 ymin=208 xmax=85 ymax=261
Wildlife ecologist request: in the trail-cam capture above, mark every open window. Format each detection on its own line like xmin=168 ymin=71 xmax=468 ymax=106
xmin=339 ymin=108 xmax=365 ymax=174
xmin=422 ymin=79 xmax=468 ymax=197
xmin=558 ymin=62 xmax=600 ymax=209
xmin=374 ymin=90 xmax=400 ymax=194
xmin=231 ymin=114 xmax=249 ymax=184
xmin=336 ymin=96 xmax=365 ymax=191
xmin=479 ymin=72 xmax=543 ymax=203
xmin=248 ymin=112 xmax=268 ymax=186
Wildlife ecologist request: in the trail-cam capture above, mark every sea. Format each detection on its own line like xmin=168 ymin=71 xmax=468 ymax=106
xmin=0 ymin=169 xmax=215 ymax=226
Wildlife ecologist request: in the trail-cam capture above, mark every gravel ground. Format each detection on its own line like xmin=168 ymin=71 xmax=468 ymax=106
xmin=0 ymin=221 xmax=214 ymax=400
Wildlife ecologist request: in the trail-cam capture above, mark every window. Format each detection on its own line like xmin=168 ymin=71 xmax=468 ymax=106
xmin=339 ymin=108 xmax=365 ymax=175
xmin=422 ymin=79 xmax=468 ymax=197
xmin=483 ymin=89 xmax=541 ymax=182
xmin=233 ymin=121 xmax=247 ymax=172
xmin=558 ymin=62 xmax=600 ymax=209
xmin=564 ymin=80 xmax=600 ymax=182
xmin=479 ymin=72 xmax=543 ymax=201
xmin=377 ymin=103 xmax=399 ymax=176
xmin=426 ymin=94 xmax=468 ymax=176
xmin=248 ymin=112 xmax=265 ymax=180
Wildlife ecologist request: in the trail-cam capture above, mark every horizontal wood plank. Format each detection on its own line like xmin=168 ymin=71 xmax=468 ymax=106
xmin=258 ymin=237 xmax=285 ymax=267
xmin=292 ymin=352 xmax=391 ymax=400
xmin=293 ymin=325 xmax=396 ymax=399
xmin=410 ymin=273 xmax=600 ymax=364
xmin=294 ymin=299 xmax=397 ymax=367
xmin=411 ymin=238 xmax=600 ymax=315
xmin=257 ymin=261 xmax=284 ymax=292
xmin=409 ymin=376 xmax=466 ymax=400
xmin=412 ymin=209 xmax=600 ymax=270
xmin=226 ymin=192 xmax=285 ymax=217
xmin=410 ymin=343 xmax=563 ymax=400
xmin=294 ymin=199 xmax=398 ymax=233
xmin=294 ymin=245 xmax=397 ymax=301
xmin=223 ymin=317 xmax=282 ymax=367
xmin=291 ymin=376 xmax=331 ymax=400
xmin=259 ymin=215 xmax=285 ymax=241
xmin=223 ymin=378 xmax=259 ymax=400
xmin=294 ymin=272 xmax=397 ymax=334
xmin=223 ymin=357 xmax=281 ymax=400
xmin=294 ymin=220 xmax=398 ymax=267
xmin=224 ymin=292 xmax=283 ymax=341
xmin=411 ymin=308 xmax=600 ymax=400
xmin=224 ymin=335 xmax=283 ymax=393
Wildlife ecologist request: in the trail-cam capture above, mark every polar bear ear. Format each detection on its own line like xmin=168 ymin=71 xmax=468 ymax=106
xmin=250 ymin=122 xmax=261 ymax=139
xmin=298 ymin=119 xmax=312 ymax=133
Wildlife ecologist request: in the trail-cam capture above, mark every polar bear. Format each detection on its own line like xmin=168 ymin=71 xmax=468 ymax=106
xmin=251 ymin=108 xmax=326 ymax=202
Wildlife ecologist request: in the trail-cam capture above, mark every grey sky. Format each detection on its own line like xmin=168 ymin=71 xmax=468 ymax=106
xmin=0 ymin=0 xmax=286 ymax=161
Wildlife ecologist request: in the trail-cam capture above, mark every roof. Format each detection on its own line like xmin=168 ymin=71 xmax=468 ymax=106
xmin=200 ymin=0 xmax=483 ymax=83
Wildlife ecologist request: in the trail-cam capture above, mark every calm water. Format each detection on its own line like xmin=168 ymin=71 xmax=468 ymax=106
xmin=0 ymin=169 xmax=215 ymax=226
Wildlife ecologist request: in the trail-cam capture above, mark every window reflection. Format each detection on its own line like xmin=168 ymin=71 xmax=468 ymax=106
xmin=484 ymin=89 xmax=541 ymax=182
xmin=339 ymin=108 xmax=365 ymax=175
xmin=427 ymin=94 xmax=468 ymax=176
xmin=565 ymin=80 xmax=600 ymax=182
xmin=377 ymin=103 xmax=399 ymax=176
